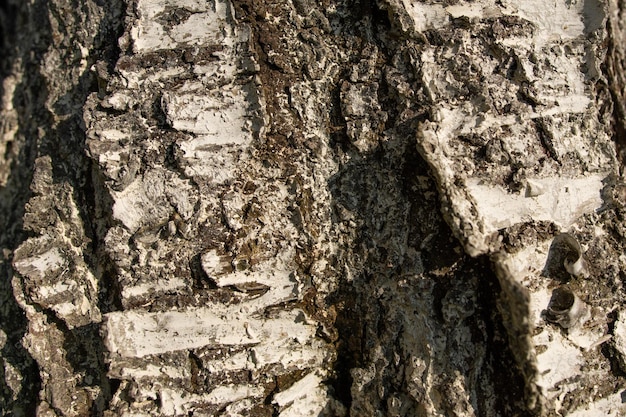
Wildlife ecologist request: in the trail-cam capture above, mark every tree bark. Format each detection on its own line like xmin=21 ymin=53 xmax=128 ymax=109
xmin=1 ymin=0 xmax=626 ymax=416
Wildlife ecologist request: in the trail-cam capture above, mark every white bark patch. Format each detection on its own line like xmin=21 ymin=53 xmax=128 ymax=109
xmin=273 ymin=371 xmax=335 ymax=417
xmin=111 ymin=168 xmax=194 ymax=233
xmin=505 ymin=0 xmax=585 ymax=46
xmin=13 ymin=239 xmax=102 ymax=328
xmin=465 ymin=174 xmax=605 ymax=236
xmin=123 ymin=0 xmax=266 ymax=178
xmin=401 ymin=1 xmax=448 ymax=32
xmin=104 ymin=308 xmax=315 ymax=358
xmin=402 ymin=0 xmax=586 ymax=45
xmin=131 ymin=0 xmax=237 ymax=53
xmin=161 ymin=83 xmax=253 ymax=145
xmin=121 ymin=277 xmax=188 ymax=300
xmin=158 ymin=385 xmax=263 ymax=416
xmin=117 ymin=364 xmax=189 ymax=380
xmin=13 ymin=247 xmax=67 ymax=282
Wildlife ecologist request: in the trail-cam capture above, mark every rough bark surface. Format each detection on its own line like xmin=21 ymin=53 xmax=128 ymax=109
xmin=2 ymin=0 xmax=626 ymax=416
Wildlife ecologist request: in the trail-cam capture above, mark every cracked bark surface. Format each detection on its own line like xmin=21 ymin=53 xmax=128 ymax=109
xmin=2 ymin=0 xmax=626 ymax=416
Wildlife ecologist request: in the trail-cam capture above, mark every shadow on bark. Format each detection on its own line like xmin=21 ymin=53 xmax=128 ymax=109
xmin=326 ymin=112 xmax=532 ymax=417
xmin=0 ymin=0 xmax=125 ymax=414
xmin=0 ymin=1 xmax=49 ymax=414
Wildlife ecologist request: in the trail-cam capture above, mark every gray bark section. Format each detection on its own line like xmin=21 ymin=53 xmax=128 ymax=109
xmin=0 ymin=0 xmax=625 ymax=416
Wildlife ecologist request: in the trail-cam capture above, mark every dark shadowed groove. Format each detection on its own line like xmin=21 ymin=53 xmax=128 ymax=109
xmin=0 ymin=0 xmax=126 ymax=414
xmin=41 ymin=0 xmax=127 ymax=411
xmin=0 ymin=0 xmax=51 ymax=414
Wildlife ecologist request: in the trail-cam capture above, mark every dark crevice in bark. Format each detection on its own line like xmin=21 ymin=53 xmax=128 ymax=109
xmin=0 ymin=0 xmax=125 ymax=414
xmin=602 ymin=310 xmax=626 ymax=379
xmin=0 ymin=1 xmax=51 ymax=414
xmin=90 ymin=162 xmax=125 ymax=315
xmin=37 ymin=308 xmax=110 ymax=414
xmin=41 ymin=0 xmax=125 ymax=411
xmin=328 ymin=83 xmax=351 ymax=154
xmin=325 ymin=281 xmax=364 ymax=411
xmin=80 ymin=0 xmax=126 ymax=319
xmin=478 ymin=260 xmax=535 ymax=417
xmin=0 ymin=265 xmax=40 ymax=417
xmin=533 ymin=118 xmax=561 ymax=165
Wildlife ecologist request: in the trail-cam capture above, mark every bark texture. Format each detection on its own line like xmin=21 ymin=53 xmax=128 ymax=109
xmin=2 ymin=0 xmax=626 ymax=416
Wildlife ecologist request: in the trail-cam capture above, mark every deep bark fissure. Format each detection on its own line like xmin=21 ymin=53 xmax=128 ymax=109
xmin=0 ymin=0 xmax=126 ymax=414
xmin=0 ymin=0 xmax=55 ymax=414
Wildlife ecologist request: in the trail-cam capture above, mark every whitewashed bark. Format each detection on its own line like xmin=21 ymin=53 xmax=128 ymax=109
xmin=2 ymin=0 xmax=626 ymax=416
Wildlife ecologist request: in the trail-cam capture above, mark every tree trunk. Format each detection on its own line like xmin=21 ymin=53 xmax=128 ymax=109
xmin=1 ymin=0 xmax=626 ymax=416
